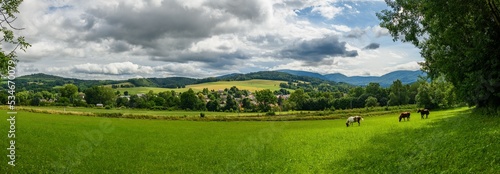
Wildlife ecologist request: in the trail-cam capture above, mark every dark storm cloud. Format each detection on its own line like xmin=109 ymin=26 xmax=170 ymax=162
xmin=150 ymin=50 xmax=250 ymax=68
xmin=77 ymin=0 xmax=270 ymax=68
xmin=204 ymin=0 xmax=270 ymax=23
xmin=84 ymin=1 xmax=215 ymax=48
xmin=246 ymin=34 xmax=285 ymax=47
xmin=280 ymin=36 xmax=358 ymax=62
xmin=110 ymin=41 xmax=131 ymax=53
xmin=363 ymin=43 xmax=380 ymax=50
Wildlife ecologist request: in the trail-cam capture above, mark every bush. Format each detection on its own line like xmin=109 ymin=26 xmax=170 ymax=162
xmin=150 ymin=106 xmax=167 ymax=110
xmin=96 ymin=112 xmax=123 ymax=118
xmin=105 ymin=106 xmax=111 ymax=110
xmin=266 ymin=111 xmax=276 ymax=116
xmin=200 ymin=113 xmax=205 ymax=118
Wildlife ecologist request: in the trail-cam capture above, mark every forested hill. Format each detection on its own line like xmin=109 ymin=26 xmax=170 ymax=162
xmin=277 ymin=69 xmax=426 ymax=87
xmin=117 ymin=71 xmax=346 ymax=88
xmin=11 ymin=70 xmax=424 ymax=92
xmin=11 ymin=71 xmax=349 ymax=92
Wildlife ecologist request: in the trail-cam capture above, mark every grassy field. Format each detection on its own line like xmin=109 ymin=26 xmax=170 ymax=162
xmin=1 ymin=107 xmax=499 ymax=173
xmin=115 ymin=79 xmax=288 ymax=94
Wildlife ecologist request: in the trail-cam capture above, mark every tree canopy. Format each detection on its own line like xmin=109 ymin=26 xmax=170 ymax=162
xmin=377 ymin=0 xmax=500 ymax=110
xmin=1 ymin=0 xmax=30 ymax=75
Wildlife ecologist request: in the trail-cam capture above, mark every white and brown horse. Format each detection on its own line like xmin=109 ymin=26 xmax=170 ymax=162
xmin=346 ymin=116 xmax=364 ymax=127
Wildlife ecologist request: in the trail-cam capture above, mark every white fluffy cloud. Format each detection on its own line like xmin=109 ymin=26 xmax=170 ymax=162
xmin=13 ymin=0 xmax=422 ymax=79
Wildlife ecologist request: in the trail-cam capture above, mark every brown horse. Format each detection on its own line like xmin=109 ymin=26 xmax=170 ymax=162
xmin=417 ymin=109 xmax=430 ymax=119
xmin=346 ymin=116 xmax=364 ymax=127
xmin=399 ymin=112 xmax=410 ymax=122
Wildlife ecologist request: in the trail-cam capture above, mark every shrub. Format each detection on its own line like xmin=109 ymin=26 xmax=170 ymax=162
xmin=266 ymin=111 xmax=276 ymax=116
xmin=96 ymin=112 xmax=123 ymax=118
xmin=200 ymin=113 xmax=205 ymax=118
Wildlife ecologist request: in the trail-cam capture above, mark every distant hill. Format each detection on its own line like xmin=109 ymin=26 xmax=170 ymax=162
xmin=278 ymin=69 xmax=426 ymax=87
xmin=14 ymin=71 xmax=347 ymax=92
xmin=17 ymin=73 xmax=69 ymax=81
xmin=276 ymin=70 xmax=328 ymax=80
xmin=14 ymin=69 xmax=422 ymax=92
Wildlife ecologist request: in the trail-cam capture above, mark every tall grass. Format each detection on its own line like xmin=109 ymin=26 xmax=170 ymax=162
xmin=0 ymin=107 xmax=498 ymax=173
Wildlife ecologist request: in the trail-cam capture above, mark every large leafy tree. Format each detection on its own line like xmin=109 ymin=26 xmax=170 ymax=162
xmin=387 ymin=80 xmax=409 ymax=106
xmin=377 ymin=0 xmax=500 ymax=109
xmin=1 ymin=0 xmax=30 ymax=75
xmin=254 ymin=89 xmax=277 ymax=112
xmin=84 ymin=86 xmax=116 ymax=106
xmin=180 ymin=88 xmax=201 ymax=110
xmin=288 ymin=89 xmax=309 ymax=110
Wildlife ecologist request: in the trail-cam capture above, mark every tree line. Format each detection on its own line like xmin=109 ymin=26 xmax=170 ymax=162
xmin=1 ymin=78 xmax=459 ymax=112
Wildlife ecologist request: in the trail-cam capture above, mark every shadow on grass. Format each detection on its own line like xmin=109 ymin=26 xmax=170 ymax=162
xmin=330 ymin=109 xmax=500 ymax=173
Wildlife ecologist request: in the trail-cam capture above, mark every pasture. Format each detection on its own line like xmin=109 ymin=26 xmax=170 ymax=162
xmin=115 ymin=79 xmax=288 ymax=94
xmin=1 ymin=107 xmax=499 ymax=173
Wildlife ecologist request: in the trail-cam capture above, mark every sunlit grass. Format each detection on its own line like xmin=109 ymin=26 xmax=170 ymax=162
xmin=1 ymin=107 xmax=498 ymax=173
xmin=115 ymin=79 xmax=289 ymax=95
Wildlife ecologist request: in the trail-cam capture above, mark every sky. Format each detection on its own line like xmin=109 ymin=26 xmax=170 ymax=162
xmin=11 ymin=0 xmax=423 ymax=80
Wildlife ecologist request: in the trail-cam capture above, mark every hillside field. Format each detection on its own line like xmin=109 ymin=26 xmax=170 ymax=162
xmin=1 ymin=107 xmax=499 ymax=173
xmin=115 ymin=79 xmax=288 ymax=94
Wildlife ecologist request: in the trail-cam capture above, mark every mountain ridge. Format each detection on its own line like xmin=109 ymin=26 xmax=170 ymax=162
xmin=277 ymin=69 xmax=426 ymax=87
xmin=16 ymin=70 xmax=425 ymax=89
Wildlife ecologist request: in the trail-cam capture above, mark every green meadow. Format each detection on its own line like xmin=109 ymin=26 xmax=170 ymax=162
xmin=115 ymin=79 xmax=288 ymax=94
xmin=1 ymin=107 xmax=499 ymax=173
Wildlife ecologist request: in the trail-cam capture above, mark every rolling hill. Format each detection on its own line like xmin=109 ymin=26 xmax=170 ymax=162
xmin=13 ymin=69 xmax=425 ymax=93
xmin=278 ymin=69 xmax=426 ymax=87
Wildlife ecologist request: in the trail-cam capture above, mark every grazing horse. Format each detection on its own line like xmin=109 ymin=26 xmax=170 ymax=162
xmin=399 ymin=112 xmax=410 ymax=122
xmin=417 ymin=109 xmax=430 ymax=119
xmin=346 ymin=116 xmax=364 ymax=127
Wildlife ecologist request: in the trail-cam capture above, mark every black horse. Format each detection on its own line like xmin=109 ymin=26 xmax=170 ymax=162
xmin=417 ymin=109 xmax=430 ymax=119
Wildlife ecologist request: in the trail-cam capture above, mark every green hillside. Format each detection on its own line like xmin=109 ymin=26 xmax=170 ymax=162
xmin=116 ymin=79 xmax=288 ymax=94
xmin=12 ymin=71 xmax=346 ymax=93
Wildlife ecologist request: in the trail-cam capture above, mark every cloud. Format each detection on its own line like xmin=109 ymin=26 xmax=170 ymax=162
xmin=332 ymin=25 xmax=351 ymax=32
xmin=363 ymin=43 xmax=380 ymax=50
xmin=372 ymin=25 xmax=390 ymax=38
xmin=280 ymin=36 xmax=358 ymax=63
xmin=311 ymin=2 xmax=343 ymax=19
xmin=14 ymin=0 xmax=423 ymax=79
xmin=345 ymin=28 xmax=366 ymax=38
xmin=72 ymin=62 xmax=154 ymax=75
xmin=383 ymin=61 xmax=421 ymax=72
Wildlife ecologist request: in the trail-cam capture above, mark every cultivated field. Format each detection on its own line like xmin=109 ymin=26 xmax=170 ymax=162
xmin=1 ymin=107 xmax=499 ymax=173
xmin=115 ymin=79 xmax=288 ymax=94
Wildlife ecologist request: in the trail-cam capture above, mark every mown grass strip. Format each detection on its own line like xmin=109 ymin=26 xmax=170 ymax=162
xmin=9 ymin=105 xmax=419 ymax=121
